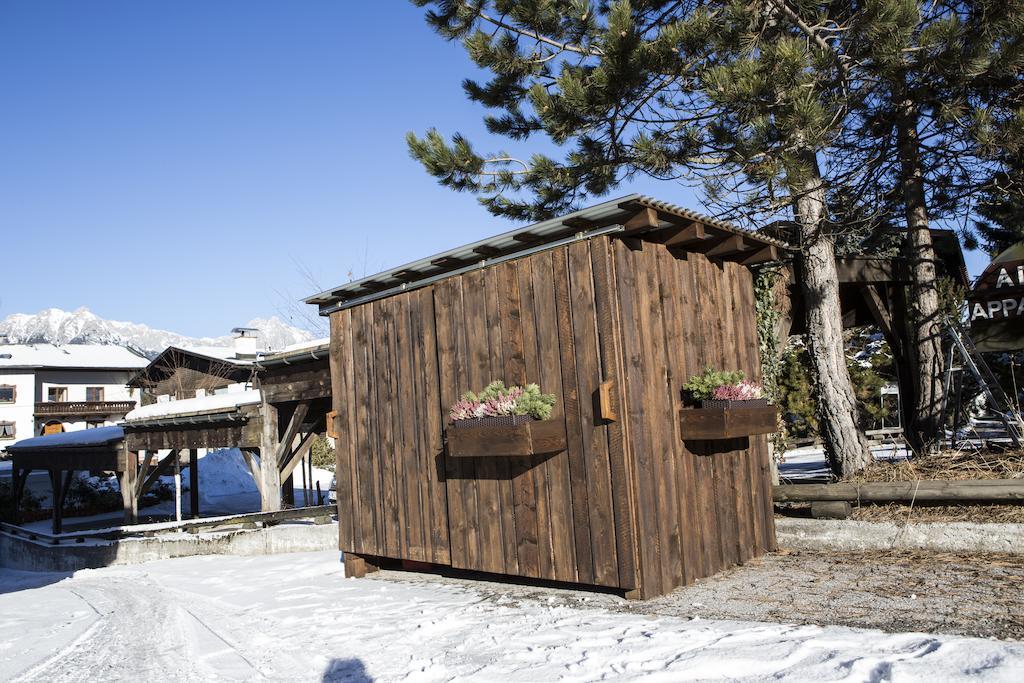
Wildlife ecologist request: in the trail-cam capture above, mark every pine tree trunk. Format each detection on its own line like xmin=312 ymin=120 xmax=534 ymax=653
xmin=896 ymin=104 xmax=945 ymax=454
xmin=791 ymin=152 xmax=872 ymax=477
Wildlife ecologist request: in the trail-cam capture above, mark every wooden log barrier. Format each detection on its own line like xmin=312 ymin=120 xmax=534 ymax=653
xmin=773 ymin=479 xmax=1024 ymax=505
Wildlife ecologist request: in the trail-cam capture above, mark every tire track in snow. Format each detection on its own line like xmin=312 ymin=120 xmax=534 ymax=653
xmin=15 ymin=572 xmax=262 ymax=682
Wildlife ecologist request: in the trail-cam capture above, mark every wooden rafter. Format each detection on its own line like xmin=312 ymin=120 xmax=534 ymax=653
xmin=662 ymin=222 xmax=708 ymax=248
xmin=743 ymin=245 xmax=779 ymax=265
xmin=705 ymin=234 xmax=753 ymax=259
xmin=472 ymin=245 xmax=503 ymax=257
xmin=622 ymin=207 xmax=661 ymax=234
xmin=860 ymin=284 xmax=902 ymax=355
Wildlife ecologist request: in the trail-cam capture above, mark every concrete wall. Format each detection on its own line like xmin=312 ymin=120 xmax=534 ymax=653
xmin=0 ymin=521 xmax=336 ymax=572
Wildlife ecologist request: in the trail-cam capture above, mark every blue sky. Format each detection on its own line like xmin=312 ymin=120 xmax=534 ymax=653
xmin=1 ymin=2 xmax=988 ymax=337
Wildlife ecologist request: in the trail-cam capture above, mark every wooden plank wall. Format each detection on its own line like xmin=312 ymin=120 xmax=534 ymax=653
xmin=330 ymin=287 xmax=451 ymax=565
xmin=610 ymin=237 xmax=777 ymax=598
xmin=432 ymin=245 xmax=634 ymax=589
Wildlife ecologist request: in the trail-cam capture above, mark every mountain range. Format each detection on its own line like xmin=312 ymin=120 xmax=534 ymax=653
xmin=0 ymin=308 xmax=315 ymax=359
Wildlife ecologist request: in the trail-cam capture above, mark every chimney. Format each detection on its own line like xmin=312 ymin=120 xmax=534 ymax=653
xmin=231 ymin=327 xmax=262 ymax=358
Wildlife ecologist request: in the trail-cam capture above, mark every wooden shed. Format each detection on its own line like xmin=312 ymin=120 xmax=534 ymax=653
xmin=307 ymin=194 xmax=786 ymax=599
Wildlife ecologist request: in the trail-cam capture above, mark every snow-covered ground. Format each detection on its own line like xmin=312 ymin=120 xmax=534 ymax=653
xmin=0 ymin=551 xmax=1021 ymax=682
xmin=779 ymin=443 xmax=909 ymax=483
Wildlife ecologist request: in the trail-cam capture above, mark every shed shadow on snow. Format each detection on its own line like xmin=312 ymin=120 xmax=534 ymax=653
xmin=321 ymin=657 xmax=373 ymax=682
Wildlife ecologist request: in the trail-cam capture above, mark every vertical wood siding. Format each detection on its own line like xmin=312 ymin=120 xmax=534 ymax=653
xmin=329 ymin=233 xmax=773 ymax=598
xmin=611 ymin=238 xmax=776 ymax=598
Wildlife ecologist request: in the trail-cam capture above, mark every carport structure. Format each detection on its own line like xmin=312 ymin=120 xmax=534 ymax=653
xmin=6 ymin=426 xmax=134 ymax=533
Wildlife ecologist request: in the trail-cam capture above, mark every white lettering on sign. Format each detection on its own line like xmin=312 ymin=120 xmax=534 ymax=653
xmin=996 ymin=268 xmax=1014 ymax=288
xmin=972 ymin=297 xmax=1024 ymax=320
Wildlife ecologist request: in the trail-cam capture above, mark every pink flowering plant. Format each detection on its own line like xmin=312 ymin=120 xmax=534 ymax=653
xmin=712 ymin=379 xmax=764 ymax=401
xmin=449 ymin=381 xmax=556 ymax=422
xmin=684 ymin=367 xmax=766 ymax=404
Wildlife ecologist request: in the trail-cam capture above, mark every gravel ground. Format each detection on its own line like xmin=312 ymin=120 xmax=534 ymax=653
xmin=374 ymin=549 xmax=1024 ymax=641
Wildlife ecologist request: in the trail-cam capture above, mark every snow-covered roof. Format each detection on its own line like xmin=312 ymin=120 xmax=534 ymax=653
xmin=124 ymin=389 xmax=261 ymax=423
xmin=257 ymin=338 xmax=330 ymax=366
xmin=176 ymin=345 xmax=254 ymax=365
xmin=7 ymin=425 xmax=124 ymax=451
xmin=0 ymin=343 xmax=149 ymax=370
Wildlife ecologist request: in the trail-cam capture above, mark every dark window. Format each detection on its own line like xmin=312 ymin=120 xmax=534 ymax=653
xmin=0 ymin=422 xmax=15 ymax=439
xmin=0 ymin=385 xmax=14 ymax=403
xmin=48 ymin=387 xmax=68 ymax=402
xmin=86 ymin=420 xmax=104 ymax=429
xmin=86 ymin=387 xmax=105 ymax=402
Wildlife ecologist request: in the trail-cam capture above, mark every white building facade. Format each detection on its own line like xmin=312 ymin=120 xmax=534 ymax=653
xmin=0 ymin=343 xmax=148 ymax=450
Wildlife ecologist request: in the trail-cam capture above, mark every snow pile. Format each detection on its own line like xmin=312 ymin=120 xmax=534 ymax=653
xmin=178 ymin=448 xmax=259 ymax=510
xmin=6 ymin=425 xmax=124 ymax=451
xmin=125 ymin=390 xmax=260 ymax=421
xmin=0 ymin=307 xmax=315 ymax=359
xmin=1 ymin=551 xmax=1022 ymax=681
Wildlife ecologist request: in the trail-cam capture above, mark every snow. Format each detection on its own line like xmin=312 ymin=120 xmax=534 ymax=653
xmin=5 ymin=425 xmax=123 ymax=452
xmin=0 ymin=307 xmax=315 ymax=359
xmin=0 ymin=343 xmax=148 ymax=369
xmin=780 ymin=443 xmax=909 ymax=483
xmin=1 ymin=551 xmax=1022 ymax=681
xmin=124 ymin=390 xmax=261 ymax=421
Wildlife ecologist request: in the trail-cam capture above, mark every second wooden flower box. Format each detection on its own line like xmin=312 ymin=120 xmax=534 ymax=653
xmin=446 ymin=418 xmax=567 ymax=457
xmin=679 ymin=404 xmax=777 ymax=440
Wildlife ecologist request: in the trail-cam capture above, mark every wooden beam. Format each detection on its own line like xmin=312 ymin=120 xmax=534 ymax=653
xmin=562 ymin=216 xmax=593 ymax=230
xmin=742 ymin=245 xmax=779 ymax=265
xmin=860 ymin=284 xmax=899 ymax=353
xmin=280 ymin=426 xmax=321 ymax=483
xmin=621 ymin=207 xmax=661 ymax=234
xmin=704 ymin=234 xmax=753 ymax=259
xmin=48 ymin=469 xmax=63 ymax=535
xmin=512 ymin=231 xmax=540 ymax=243
xmin=275 ymin=401 xmax=311 ymax=467
xmin=240 ymin=449 xmax=264 ymax=496
xmin=472 ymin=245 xmax=502 ymax=257
xmin=662 ymin=222 xmax=708 ymax=248
xmin=392 ymin=269 xmax=421 ymax=282
xmin=430 ymin=256 xmax=463 ymax=267
xmin=774 ymin=479 xmax=1024 ymax=504
xmin=137 ymin=449 xmax=179 ymax=500
xmin=259 ymin=402 xmax=282 ymax=512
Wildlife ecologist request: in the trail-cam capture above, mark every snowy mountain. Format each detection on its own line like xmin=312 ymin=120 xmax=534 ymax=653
xmin=0 ymin=308 xmax=315 ymax=359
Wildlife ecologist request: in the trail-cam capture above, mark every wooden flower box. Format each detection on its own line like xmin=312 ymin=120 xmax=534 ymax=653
xmin=446 ymin=418 xmax=567 ymax=457
xmin=679 ymin=404 xmax=778 ymax=440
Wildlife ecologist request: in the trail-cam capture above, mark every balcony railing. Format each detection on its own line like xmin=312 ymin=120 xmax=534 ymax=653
xmin=34 ymin=401 xmax=136 ymax=417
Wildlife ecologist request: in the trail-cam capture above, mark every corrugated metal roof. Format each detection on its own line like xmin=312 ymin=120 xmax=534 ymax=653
xmin=305 ymin=194 xmax=787 ymax=314
xmin=256 ymin=339 xmax=330 ymax=368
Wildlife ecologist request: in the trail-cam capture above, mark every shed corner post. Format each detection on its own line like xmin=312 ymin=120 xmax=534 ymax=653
xmin=120 ymin=447 xmax=138 ymax=525
xmin=259 ymin=401 xmax=282 ymax=512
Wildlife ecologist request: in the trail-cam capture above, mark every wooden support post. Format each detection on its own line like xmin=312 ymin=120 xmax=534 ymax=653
xmin=12 ymin=467 xmax=29 ymax=523
xmin=240 ymin=449 xmax=264 ymax=497
xmin=120 ymin=447 xmax=138 ymax=525
xmin=282 ymin=475 xmax=295 ymax=507
xmin=343 ymin=553 xmax=381 ymax=578
xmin=48 ymin=469 xmax=63 ymax=535
xmin=174 ymin=450 xmax=182 ymax=523
xmin=260 ymin=401 xmax=282 ymax=512
xmin=189 ymin=448 xmax=199 ymax=519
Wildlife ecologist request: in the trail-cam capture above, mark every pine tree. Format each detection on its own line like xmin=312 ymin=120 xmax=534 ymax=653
xmin=971 ymin=170 xmax=1024 ymax=256
xmin=833 ymin=0 xmax=1024 ymax=452
xmin=408 ymin=0 xmax=878 ymax=476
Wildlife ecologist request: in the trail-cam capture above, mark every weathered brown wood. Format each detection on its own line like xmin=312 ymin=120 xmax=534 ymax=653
xmin=774 ymin=479 xmax=1024 ymax=503
xmin=137 ymin=449 xmax=179 ymax=499
xmin=597 ymin=380 xmax=618 ymax=422
xmin=240 ymin=449 xmax=264 ymax=497
xmin=445 ymin=419 xmax=567 ymax=457
xmin=553 ymin=247 xmax=596 ymax=587
xmin=680 ymin=405 xmax=779 ymax=440
xmin=662 ymin=222 xmax=707 ymax=248
xmin=343 ymin=553 xmax=381 ymax=578
xmin=279 ymin=425 xmax=322 ymax=483
xmin=259 ymin=402 xmax=281 ymax=512
xmin=275 ymin=402 xmax=310 ymax=467
xmin=622 ymin=207 xmax=661 ymax=234
xmin=591 ymin=237 xmax=638 ymax=591
xmin=705 ymin=234 xmax=752 ymax=259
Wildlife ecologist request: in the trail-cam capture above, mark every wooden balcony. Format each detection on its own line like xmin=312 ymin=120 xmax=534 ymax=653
xmin=35 ymin=400 xmax=136 ymax=418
